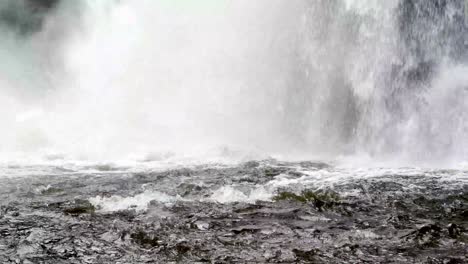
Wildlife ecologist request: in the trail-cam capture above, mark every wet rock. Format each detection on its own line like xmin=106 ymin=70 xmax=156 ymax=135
xmin=402 ymin=224 xmax=442 ymax=247
xmin=263 ymin=167 xmax=288 ymax=177
xmin=447 ymin=223 xmax=461 ymax=238
xmin=177 ymin=183 xmax=203 ymax=197
xmin=292 ymin=248 xmax=318 ymax=262
xmin=63 ymin=200 xmax=95 ymax=216
xmin=273 ymin=190 xmax=340 ymax=211
xmin=231 ymin=225 xmax=264 ymax=234
xmin=174 ymin=242 xmax=191 ymax=255
xmin=130 ymin=230 xmax=159 ymax=248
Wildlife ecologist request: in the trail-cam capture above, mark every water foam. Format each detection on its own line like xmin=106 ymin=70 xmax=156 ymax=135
xmin=89 ymin=190 xmax=178 ymax=212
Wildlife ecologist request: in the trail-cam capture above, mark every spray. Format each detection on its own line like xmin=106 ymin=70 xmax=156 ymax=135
xmin=0 ymin=0 xmax=466 ymax=165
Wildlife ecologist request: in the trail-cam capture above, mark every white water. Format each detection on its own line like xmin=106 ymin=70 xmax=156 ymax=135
xmin=0 ymin=0 xmax=467 ymax=167
xmin=85 ymin=165 xmax=468 ymax=211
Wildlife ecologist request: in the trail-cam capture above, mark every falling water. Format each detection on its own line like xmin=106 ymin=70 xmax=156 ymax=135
xmin=0 ymin=0 xmax=467 ymax=165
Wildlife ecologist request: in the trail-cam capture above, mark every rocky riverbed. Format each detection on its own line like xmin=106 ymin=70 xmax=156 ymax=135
xmin=0 ymin=160 xmax=467 ymax=263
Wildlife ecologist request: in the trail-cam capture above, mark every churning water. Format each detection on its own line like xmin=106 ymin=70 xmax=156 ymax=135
xmin=0 ymin=0 xmax=468 ymax=166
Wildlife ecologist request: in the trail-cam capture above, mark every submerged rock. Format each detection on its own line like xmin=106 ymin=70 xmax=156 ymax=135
xmin=62 ymin=200 xmax=96 ymax=216
xmin=273 ymin=190 xmax=340 ymax=211
xmin=130 ymin=230 xmax=159 ymax=248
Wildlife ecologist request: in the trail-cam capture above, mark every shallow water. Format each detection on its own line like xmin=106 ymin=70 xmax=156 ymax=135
xmin=1 ymin=160 xmax=467 ymax=263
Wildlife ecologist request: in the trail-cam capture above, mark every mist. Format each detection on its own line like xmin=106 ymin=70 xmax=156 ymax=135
xmin=0 ymin=0 xmax=467 ymax=166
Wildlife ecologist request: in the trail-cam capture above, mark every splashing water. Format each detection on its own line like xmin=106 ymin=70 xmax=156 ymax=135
xmin=0 ymin=0 xmax=467 ymax=166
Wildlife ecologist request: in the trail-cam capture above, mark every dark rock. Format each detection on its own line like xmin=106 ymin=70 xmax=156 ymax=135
xmin=63 ymin=200 xmax=95 ymax=216
xmin=273 ymin=190 xmax=340 ymax=211
xmin=130 ymin=230 xmax=159 ymax=248
xmin=447 ymin=223 xmax=461 ymax=238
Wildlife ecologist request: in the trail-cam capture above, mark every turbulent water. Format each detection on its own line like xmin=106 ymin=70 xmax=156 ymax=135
xmin=1 ymin=161 xmax=467 ymax=263
xmin=0 ymin=0 xmax=468 ymax=263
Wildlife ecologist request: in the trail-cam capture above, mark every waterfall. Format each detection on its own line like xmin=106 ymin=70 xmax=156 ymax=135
xmin=0 ymin=0 xmax=466 ymax=164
